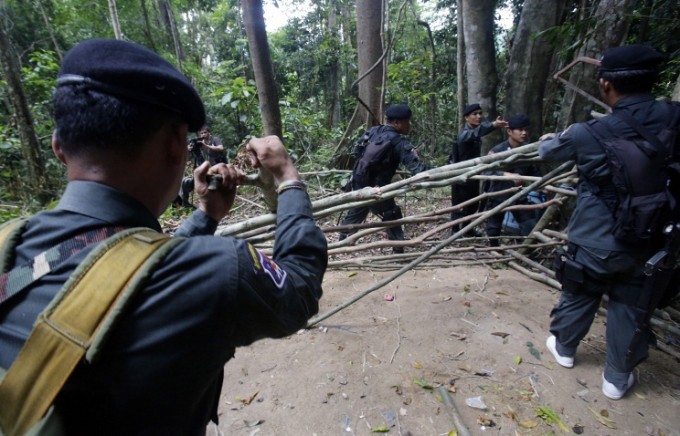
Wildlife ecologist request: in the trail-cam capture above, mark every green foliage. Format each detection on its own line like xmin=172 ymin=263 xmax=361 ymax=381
xmin=21 ymin=50 xmax=60 ymax=132
xmin=0 ymin=48 xmax=64 ymax=204
xmin=279 ymin=99 xmax=340 ymax=168
xmin=0 ymin=128 xmax=25 ymax=204
xmin=4 ymin=0 xmax=677 ymax=214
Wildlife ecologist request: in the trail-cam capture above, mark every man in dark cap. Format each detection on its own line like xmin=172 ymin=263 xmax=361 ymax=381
xmin=338 ymin=104 xmax=431 ymax=253
xmin=483 ymin=114 xmax=542 ymax=246
xmin=539 ymin=44 xmax=673 ymax=400
xmin=450 ymin=103 xmax=508 ymax=235
xmin=0 ymin=39 xmax=327 ymax=433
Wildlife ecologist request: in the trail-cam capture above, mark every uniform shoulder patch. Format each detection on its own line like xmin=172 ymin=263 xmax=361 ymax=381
xmin=245 ymin=243 xmax=287 ymax=289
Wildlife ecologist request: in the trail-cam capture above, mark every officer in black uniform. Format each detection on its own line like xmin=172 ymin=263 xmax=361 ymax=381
xmin=484 ymin=114 xmax=541 ymax=246
xmin=338 ymin=105 xmax=431 ymax=253
xmin=450 ymin=103 xmax=507 ymax=234
xmin=539 ymin=44 xmax=670 ymax=400
xmin=0 ymin=39 xmax=327 ymax=434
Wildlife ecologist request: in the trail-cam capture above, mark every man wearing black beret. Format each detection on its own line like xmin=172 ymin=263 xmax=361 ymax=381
xmin=339 ymin=104 xmax=431 ymax=253
xmin=482 ymin=114 xmax=542 ymax=246
xmin=0 ymin=39 xmax=327 ymax=434
xmin=449 ymin=103 xmax=508 ymax=235
xmin=539 ymin=44 xmax=674 ymax=400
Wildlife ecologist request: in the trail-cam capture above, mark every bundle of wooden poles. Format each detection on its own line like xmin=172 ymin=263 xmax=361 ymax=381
xmin=215 ymin=141 xmax=680 ymax=358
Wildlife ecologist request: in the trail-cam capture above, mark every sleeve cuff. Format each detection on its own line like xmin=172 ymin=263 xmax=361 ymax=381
xmin=174 ymin=209 xmax=219 ymax=237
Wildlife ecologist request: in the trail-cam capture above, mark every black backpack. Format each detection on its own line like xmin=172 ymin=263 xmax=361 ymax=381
xmin=351 ymin=127 xmax=397 ymax=188
xmin=448 ymin=137 xmax=458 ymax=164
xmin=584 ymin=102 xmax=680 ymax=246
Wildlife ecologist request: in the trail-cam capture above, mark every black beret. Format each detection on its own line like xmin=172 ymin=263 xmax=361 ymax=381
xmin=599 ymin=44 xmax=665 ymax=73
xmin=385 ymin=104 xmax=412 ymax=120
xmin=57 ymin=39 xmax=205 ymax=131
xmin=463 ymin=103 xmax=481 ymax=117
xmin=507 ymin=114 xmax=530 ymax=129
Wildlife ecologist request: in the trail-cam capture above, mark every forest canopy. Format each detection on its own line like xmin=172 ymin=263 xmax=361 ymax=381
xmin=1 ymin=0 xmax=679 ymax=214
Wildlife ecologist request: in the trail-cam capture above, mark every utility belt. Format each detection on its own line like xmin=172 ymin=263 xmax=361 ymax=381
xmin=553 ymin=243 xmax=585 ymax=293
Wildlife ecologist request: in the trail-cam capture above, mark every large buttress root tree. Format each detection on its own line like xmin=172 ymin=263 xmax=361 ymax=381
xmin=503 ymin=0 xmax=565 ymax=140
xmin=462 ymin=0 xmax=501 ymax=152
xmin=556 ymin=0 xmax=636 ymax=128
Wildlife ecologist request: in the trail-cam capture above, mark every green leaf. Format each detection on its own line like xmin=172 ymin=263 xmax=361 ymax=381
xmin=371 ymin=426 xmax=390 ymax=432
xmin=413 ymin=378 xmax=434 ymax=390
xmin=527 ymin=342 xmax=541 ymax=360
xmin=536 ymin=406 xmax=570 ymax=432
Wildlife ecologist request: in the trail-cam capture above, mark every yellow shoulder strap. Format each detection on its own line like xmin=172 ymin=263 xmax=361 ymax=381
xmin=0 ymin=228 xmax=181 ymax=436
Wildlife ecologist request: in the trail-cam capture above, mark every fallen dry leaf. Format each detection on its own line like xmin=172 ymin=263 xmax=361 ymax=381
xmin=240 ymin=391 xmax=259 ymax=405
xmin=518 ymin=420 xmax=539 ymax=428
xmin=588 ymin=407 xmax=617 ymax=429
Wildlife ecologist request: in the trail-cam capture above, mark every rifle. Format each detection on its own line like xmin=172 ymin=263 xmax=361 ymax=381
xmin=626 ymin=222 xmax=680 ymax=360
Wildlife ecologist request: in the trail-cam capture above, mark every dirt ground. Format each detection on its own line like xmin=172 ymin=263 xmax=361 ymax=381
xmin=209 ymin=264 xmax=680 ymax=436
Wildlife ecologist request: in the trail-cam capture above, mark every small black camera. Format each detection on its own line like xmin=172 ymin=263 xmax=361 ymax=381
xmin=188 ymin=137 xmax=202 ymax=150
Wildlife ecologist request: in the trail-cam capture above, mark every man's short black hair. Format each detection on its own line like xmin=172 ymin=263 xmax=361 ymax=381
xmin=598 ymin=69 xmax=659 ymax=95
xmin=54 ymin=85 xmax=177 ymax=157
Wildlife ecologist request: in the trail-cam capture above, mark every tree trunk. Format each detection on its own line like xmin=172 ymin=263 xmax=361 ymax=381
xmin=140 ymin=0 xmax=157 ymax=51
xmin=241 ymin=0 xmax=280 ymax=211
xmin=462 ymin=0 xmax=500 ymax=153
xmin=416 ymin=17 xmax=438 ymax=155
xmin=355 ymin=0 xmax=384 ymax=127
xmin=330 ymin=0 xmax=384 ymax=169
xmin=456 ymin=0 xmax=465 ymax=132
xmin=327 ymin=0 xmax=342 ymax=127
xmin=673 ymin=72 xmax=680 ymax=101
xmin=157 ymin=0 xmax=184 ymax=70
xmin=557 ymin=0 xmax=635 ymax=128
xmin=341 ymin=1 xmax=353 ymax=98
xmin=0 ymin=9 xmax=50 ymax=203
xmin=504 ymin=0 xmax=565 ymax=141
xmin=37 ymin=0 xmax=62 ymax=60
xmin=108 ymin=0 xmax=123 ymax=39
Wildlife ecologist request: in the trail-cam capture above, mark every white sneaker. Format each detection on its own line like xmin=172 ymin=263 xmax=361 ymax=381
xmin=546 ymin=335 xmax=574 ymax=368
xmin=602 ymin=372 xmax=634 ymax=400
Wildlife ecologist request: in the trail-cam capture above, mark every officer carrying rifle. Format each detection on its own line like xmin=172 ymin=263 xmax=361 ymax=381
xmin=539 ymin=44 xmax=680 ymax=400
